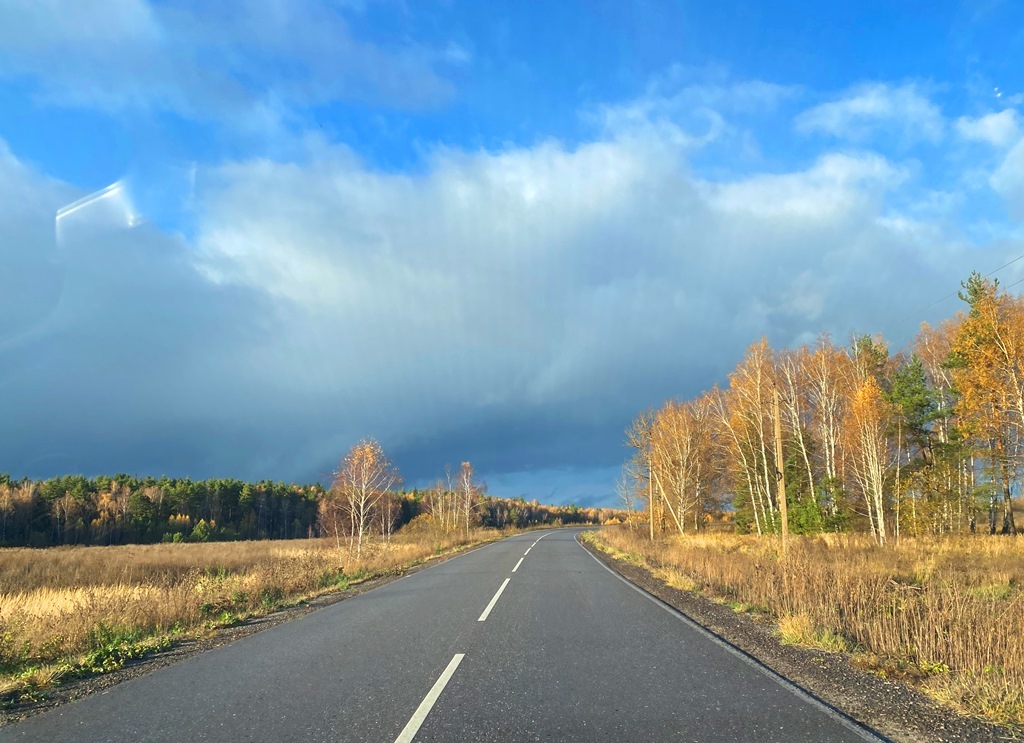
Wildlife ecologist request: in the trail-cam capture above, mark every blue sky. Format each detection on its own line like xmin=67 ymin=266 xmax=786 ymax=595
xmin=1 ymin=0 xmax=1023 ymax=505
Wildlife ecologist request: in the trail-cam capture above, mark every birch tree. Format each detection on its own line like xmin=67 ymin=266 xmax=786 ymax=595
xmin=844 ymin=376 xmax=895 ymax=544
xmin=330 ymin=439 xmax=402 ymax=556
xmin=718 ymin=340 xmax=778 ymax=534
xmin=804 ymin=336 xmax=854 ymax=516
xmin=455 ymin=461 xmax=485 ymax=533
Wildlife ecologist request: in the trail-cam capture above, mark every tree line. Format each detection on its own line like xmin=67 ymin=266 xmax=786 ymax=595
xmin=0 ymin=474 xmax=325 ymax=547
xmin=624 ymin=273 xmax=1023 ymax=543
xmin=0 ymin=444 xmax=614 ymax=548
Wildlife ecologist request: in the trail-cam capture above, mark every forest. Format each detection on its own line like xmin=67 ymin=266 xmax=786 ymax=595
xmin=0 ymin=460 xmax=610 ymax=548
xmin=624 ymin=273 xmax=1024 ymax=541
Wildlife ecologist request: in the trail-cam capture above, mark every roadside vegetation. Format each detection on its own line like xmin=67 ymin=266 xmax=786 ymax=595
xmin=587 ymin=528 xmax=1024 ymax=725
xmin=0 ymin=528 xmax=496 ymax=707
xmin=612 ymin=273 xmax=1024 ymax=726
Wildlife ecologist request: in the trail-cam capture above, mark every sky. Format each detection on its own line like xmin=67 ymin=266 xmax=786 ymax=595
xmin=1 ymin=0 xmax=1023 ymax=506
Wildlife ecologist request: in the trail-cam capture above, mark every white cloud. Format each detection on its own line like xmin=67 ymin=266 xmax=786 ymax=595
xmin=700 ymin=152 xmax=906 ymax=220
xmin=641 ymin=65 xmax=800 ymax=112
xmin=992 ymin=138 xmax=1024 ymax=222
xmin=3 ymin=79 xmax=1022 ymax=501
xmin=955 ymin=109 xmax=1022 ymax=147
xmin=595 ymin=73 xmax=799 ymax=150
xmin=795 ymin=83 xmax=945 ymax=144
xmin=192 ymin=120 xmax=982 ymax=444
xmin=0 ymin=0 xmax=456 ymax=115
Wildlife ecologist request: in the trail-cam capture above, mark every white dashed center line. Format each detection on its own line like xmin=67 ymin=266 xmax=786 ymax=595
xmin=477 ymin=578 xmax=510 ymax=622
xmin=393 ymin=653 xmax=465 ymax=743
xmin=512 ymin=557 xmax=524 ymax=573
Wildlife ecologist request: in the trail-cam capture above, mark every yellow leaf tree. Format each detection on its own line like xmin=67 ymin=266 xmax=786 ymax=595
xmin=845 ymin=376 xmax=895 ymax=544
xmin=322 ymin=439 xmax=402 ymax=555
xmin=950 ymin=273 xmax=1023 ymax=535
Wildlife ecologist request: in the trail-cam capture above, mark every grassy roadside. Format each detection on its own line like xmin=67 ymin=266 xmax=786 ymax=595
xmin=0 ymin=529 xmax=508 ymax=707
xmin=583 ymin=528 xmax=1024 ymax=727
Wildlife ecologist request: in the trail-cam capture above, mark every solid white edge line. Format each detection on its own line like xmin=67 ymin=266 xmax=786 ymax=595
xmin=477 ymin=577 xmax=511 ymax=622
xmin=574 ymin=534 xmax=884 ymax=743
xmin=393 ymin=653 xmax=465 ymax=743
xmin=512 ymin=557 xmax=524 ymax=573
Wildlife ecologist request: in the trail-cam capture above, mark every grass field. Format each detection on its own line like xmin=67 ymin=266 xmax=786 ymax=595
xmin=588 ymin=527 xmax=1024 ymax=726
xmin=0 ymin=529 xmax=502 ymax=705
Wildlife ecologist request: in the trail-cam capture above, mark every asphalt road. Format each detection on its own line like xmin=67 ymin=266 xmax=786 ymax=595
xmin=1 ymin=529 xmax=882 ymax=742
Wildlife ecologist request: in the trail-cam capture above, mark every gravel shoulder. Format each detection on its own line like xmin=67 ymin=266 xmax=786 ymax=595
xmin=579 ymin=535 xmax=1021 ymax=743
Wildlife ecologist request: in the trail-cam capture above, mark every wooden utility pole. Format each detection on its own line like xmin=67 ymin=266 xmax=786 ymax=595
xmin=648 ymin=453 xmax=655 ymax=542
xmin=773 ymin=384 xmax=789 ymax=555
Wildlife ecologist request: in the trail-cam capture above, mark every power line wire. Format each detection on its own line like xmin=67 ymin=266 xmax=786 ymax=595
xmin=983 ymin=253 xmax=1024 ymax=280
xmin=889 ymin=252 xmax=1024 ymax=351
xmin=892 ymin=252 xmax=1024 ymax=329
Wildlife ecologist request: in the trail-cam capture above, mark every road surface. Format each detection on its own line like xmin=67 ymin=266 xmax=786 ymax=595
xmin=1 ymin=529 xmax=881 ymax=742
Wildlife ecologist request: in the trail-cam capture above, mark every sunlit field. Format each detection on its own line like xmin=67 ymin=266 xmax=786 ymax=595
xmin=0 ymin=529 xmax=500 ymax=703
xmin=590 ymin=527 xmax=1024 ymax=725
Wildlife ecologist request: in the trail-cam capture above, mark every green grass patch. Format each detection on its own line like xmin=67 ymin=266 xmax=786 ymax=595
xmin=778 ymin=614 xmax=853 ymax=653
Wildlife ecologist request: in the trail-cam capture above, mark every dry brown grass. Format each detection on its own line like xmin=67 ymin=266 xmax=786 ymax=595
xmin=0 ymin=529 xmax=504 ymax=703
xmin=590 ymin=527 xmax=1024 ymax=726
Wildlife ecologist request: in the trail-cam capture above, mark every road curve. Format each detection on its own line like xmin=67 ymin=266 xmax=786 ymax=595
xmin=1 ymin=529 xmax=881 ymax=742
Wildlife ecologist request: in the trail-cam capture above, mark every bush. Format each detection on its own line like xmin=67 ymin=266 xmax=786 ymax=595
xmin=190 ymin=519 xmax=212 ymax=542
